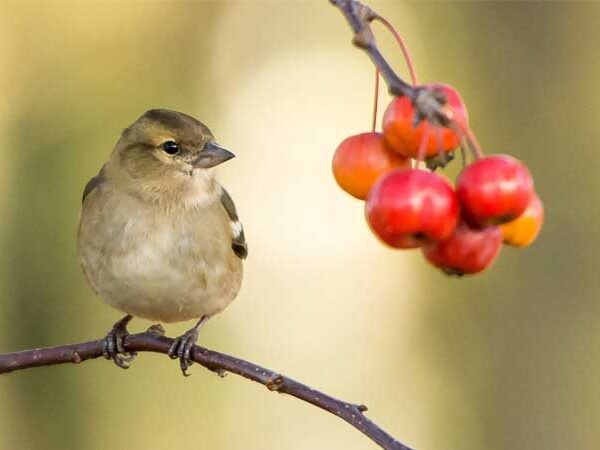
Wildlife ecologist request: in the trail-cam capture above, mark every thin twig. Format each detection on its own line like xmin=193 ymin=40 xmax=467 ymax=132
xmin=372 ymin=67 xmax=380 ymax=132
xmin=330 ymin=0 xmax=453 ymax=128
xmin=0 ymin=333 xmax=414 ymax=450
xmin=330 ymin=0 xmax=414 ymax=98
xmin=373 ymin=16 xmax=419 ymax=86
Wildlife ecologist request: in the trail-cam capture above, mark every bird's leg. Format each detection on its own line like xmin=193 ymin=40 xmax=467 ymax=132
xmin=168 ymin=315 xmax=211 ymax=377
xmin=103 ymin=314 xmax=137 ymax=369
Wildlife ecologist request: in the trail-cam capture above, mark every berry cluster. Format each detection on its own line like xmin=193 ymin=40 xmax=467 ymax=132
xmin=332 ymin=26 xmax=543 ymax=276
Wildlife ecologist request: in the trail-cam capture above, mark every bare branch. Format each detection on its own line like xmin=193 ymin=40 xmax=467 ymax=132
xmin=0 ymin=333 xmax=414 ymax=450
xmin=329 ymin=0 xmax=414 ymax=97
xmin=330 ymin=0 xmax=452 ymax=127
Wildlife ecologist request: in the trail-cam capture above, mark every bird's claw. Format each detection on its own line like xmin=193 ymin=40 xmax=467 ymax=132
xmin=103 ymin=315 xmax=137 ymax=369
xmin=146 ymin=323 xmax=165 ymax=336
xmin=168 ymin=327 xmax=200 ymax=377
xmin=212 ymin=368 xmax=228 ymax=378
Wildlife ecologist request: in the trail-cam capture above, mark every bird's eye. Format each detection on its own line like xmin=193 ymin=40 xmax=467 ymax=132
xmin=162 ymin=141 xmax=180 ymax=155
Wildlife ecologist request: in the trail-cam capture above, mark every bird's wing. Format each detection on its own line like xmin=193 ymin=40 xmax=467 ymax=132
xmin=220 ymin=188 xmax=248 ymax=259
xmin=82 ymin=165 xmax=106 ymax=203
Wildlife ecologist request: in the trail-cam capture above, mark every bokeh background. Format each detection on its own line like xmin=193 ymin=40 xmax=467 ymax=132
xmin=0 ymin=1 xmax=598 ymax=449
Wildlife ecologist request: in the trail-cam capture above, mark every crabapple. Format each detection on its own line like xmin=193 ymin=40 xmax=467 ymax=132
xmin=332 ymin=132 xmax=410 ymax=200
xmin=500 ymin=192 xmax=544 ymax=247
xmin=457 ymin=154 xmax=534 ymax=226
xmin=422 ymin=222 xmax=502 ymax=276
xmin=365 ymin=169 xmax=459 ymax=248
xmin=382 ymin=84 xmax=468 ymax=158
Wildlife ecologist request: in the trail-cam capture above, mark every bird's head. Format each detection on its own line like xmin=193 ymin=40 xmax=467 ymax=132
xmin=107 ymin=109 xmax=234 ymax=206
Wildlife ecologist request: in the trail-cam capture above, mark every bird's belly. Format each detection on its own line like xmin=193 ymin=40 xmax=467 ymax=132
xmin=81 ymin=219 xmax=242 ymax=323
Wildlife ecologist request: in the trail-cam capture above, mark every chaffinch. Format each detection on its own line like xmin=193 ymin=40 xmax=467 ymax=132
xmin=77 ymin=109 xmax=247 ymax=375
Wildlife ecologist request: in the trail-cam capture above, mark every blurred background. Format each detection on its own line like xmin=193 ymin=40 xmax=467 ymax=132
xmin=0 ymin=1 xmax=598 ymax=449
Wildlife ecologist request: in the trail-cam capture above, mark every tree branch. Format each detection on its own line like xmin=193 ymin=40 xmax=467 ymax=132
xmin=330 ymin=0 xmax=414 ymax=98
xmin=0 ymin=332 xmax=414 ymax=450
xmin=330 ymin=0 xmax=452 ymax=127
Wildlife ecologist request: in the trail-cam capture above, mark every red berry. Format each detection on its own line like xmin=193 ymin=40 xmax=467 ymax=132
xmin=332 ymin=132 xmax=411 ymax=200
xmin=422 ymin=223 xmax=502 ymax=276
xmin=365 ymin=169 xmax=459 ymax=249
xmin=457 ymin=155 xmax=534 ymax=226
xmin=382 ymin=84 xmax=469 ymax=158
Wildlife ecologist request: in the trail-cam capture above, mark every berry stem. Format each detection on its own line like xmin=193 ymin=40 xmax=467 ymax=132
xmin=463 ymin=126 xmax=484 ymax=159
xmin=372 ymin=67 xmax=380 ymax=132
xmin=460 ymin=143 xmax=468 ymax=168
xmin=451 ymin=121 xmax=484 ymax=160
xmin=374 ymin=16 xmax=419 ymax=86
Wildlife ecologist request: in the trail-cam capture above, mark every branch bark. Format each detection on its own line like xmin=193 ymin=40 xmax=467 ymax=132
xmin=0 ymin=332 xmax=414 ymax=450
xmin=330 ymin=0 xmax=415 ymax=98
xmin=330 ymin=0 xmax=452 ymax=127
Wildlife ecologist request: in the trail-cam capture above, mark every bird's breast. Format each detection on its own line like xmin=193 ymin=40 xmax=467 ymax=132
xmin=78 ymin=192 xmax=243 ymax=323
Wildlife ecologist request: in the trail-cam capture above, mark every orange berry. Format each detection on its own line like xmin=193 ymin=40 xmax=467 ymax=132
xmin=332 ymin=132 xmax=410 ymax=200
xmin=500 ymin=193 xmax=544 ymax=247
xmin=382 ymin=84 xmax=469 ymax=158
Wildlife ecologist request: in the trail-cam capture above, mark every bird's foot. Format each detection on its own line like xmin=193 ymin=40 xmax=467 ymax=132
xmin=168 ymin=315 xmax=210 ymax=377
xmin=168 ymin=327 xmax=199 ymax=377
xmin=103 ymin=314 xmax=137 ymax=369
xmin=212 ymin=368 xmax=228 ymax=378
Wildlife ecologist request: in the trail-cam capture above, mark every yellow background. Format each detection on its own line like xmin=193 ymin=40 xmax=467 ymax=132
xmin=0 ymin=1 xmax=597 ymax=449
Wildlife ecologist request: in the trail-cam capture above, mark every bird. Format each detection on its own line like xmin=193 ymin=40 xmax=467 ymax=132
xmin=77 ymin=109 xmax=247 ymax=375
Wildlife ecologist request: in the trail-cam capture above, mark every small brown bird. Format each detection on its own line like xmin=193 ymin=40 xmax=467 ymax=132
xmin=77 ymin=109 xmax=247 ymax=375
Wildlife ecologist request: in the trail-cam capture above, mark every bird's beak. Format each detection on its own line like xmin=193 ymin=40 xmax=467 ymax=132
xmin=192 ymin=142 xmax=235 ymax=169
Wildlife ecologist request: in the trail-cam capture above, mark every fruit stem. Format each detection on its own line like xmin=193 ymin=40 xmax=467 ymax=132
xmin=374 ymin=16 xmax=419 ymax=86
xmin=463 ymin=126 xmax=484 ymax=159
xmin=460 ymin=143 xmax=468 ymax=168
xmin=372 ymin=67 xmax=380 ymax=132
xmin=452 ymin=122 xmax=484 ymax=160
